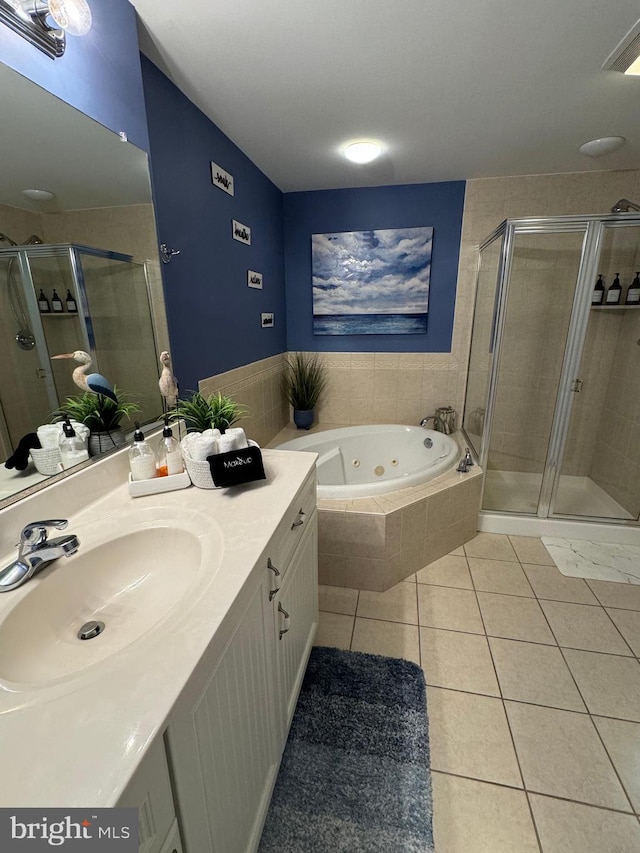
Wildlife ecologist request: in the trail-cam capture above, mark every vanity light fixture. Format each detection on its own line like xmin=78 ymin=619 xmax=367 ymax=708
xmin=603 ymin=18 xmax=640 ymax=75
xmin=0 ymin=0 xmax=92 ymax=59
xmin=343 ymin=141 xmax=383 ymax=164
xmin=578 ymin=136 xmax=625 ymax=157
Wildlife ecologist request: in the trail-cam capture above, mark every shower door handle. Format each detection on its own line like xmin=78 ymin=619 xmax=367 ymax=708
xmin=571 ymin=379 xmax=583 ymax=393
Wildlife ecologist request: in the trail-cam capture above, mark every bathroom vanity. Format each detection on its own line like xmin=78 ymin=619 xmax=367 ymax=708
xmin=0 ymin=446 xmax=318 ymax=853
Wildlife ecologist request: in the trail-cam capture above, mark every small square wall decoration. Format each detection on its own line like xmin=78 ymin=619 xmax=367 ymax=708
xmin=211 ymin=161 xmax=234 ymax=195
xmin=312 ymin=226 xmax=432 ymax=334
xmin=248 ymin=270 xmax=263 ymax=289
xmin=232 ymin=220 xmax=251 ymax=245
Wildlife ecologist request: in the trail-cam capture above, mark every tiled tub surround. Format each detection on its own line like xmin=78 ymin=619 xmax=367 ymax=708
xmin=199 ymin=353 xmax=289 ymax=448
xmin=270 ymin=423 xmax=483 ymax=591
xmin=316 ymin=464 xmax=482 ymax=591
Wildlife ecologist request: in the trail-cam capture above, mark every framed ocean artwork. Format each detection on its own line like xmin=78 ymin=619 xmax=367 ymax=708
xmin=312 ymin=226 xmax=432 ymax=335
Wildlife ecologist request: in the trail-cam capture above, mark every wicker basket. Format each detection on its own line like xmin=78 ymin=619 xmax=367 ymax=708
xmin=30 ymin=447 xmax=63 ymax=476
xmin=181 ymin=438 xmax=259 ymax=489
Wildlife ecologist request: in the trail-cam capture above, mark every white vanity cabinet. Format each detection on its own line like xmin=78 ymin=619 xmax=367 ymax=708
xmin=166 ymin=470 xmax=318 ymax=853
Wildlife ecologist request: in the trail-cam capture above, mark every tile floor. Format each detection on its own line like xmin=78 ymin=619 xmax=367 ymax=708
xmin=314 ymin=532 xmax=640 ymax=853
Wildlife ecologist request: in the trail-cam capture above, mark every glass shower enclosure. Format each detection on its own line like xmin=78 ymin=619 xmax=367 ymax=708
xmin=0 ymin=244 xmax=160 ymax=456
xmin=463 ymin=213 xmax=640 ymax=526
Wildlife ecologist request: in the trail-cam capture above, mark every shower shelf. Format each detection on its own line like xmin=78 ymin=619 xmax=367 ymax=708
xmin=40 ymin=313 xmax=78 ymax=318
xmin=591 ymin=304 xmax=640 ymax=311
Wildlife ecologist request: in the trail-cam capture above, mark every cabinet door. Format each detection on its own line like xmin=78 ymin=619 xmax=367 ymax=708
xmin=274 ymin=512 xmax=318 ymax=742
xmin=167 ymin=577 xmax=278 ymax=853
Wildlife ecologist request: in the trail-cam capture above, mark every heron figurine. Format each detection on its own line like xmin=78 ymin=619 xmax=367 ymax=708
xmin=158 ymin=350 xmax=179 ymax=413
xmin=51 ymin=350 xmax=117 ymax=402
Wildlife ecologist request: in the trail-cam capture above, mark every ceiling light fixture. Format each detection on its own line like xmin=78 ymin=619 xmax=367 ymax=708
xmin=0 ymin=0 xmax=92 ymax=59
xmin=343 ymin=141 xmax=383 ymax=164
xmin=22 ymin=188 xmax=56 ymax=202
xmin=603 ymin=18 xmax=640 ymax=75
xmin=578 ymin=136 xmax=625 ymax=157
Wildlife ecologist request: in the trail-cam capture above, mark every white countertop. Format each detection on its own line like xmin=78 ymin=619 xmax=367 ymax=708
xmin=0 ymin=447 xmax=316 ymax=807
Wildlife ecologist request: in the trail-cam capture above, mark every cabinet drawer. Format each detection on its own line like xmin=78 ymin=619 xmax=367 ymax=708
xmin=266 ymin=474 xmax=316 ymax=581
xmin=117 ymin=736 xmax=175 ymax=853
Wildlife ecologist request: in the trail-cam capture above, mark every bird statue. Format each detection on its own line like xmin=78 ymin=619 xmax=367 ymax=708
xmin=158 ymin=350 xmax=179 ymax=413
xmin=51 ymin=350 xmax=117 ymax=402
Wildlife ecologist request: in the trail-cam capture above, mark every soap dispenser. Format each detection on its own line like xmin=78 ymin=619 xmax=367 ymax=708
xmin=59 ymin=417 xmax=89 ymax=469
xmin=156 ymin=416 xmax=183 ymax=476
xmin=128 ymin=422 xmax=157 ymax=481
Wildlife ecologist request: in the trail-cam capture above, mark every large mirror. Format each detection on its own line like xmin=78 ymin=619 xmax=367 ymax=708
xmin=0 ymin=61 xmax=169 ymax=507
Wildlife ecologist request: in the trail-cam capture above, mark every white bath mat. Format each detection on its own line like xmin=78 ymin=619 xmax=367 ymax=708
xmin=542 ymin=537 xmax=640 ymax=585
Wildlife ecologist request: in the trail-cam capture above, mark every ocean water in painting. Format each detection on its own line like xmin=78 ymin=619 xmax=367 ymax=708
xmin=314 ymin=313 xmax=427 ymax=335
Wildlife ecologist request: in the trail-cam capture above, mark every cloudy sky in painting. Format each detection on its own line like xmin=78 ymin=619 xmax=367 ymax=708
xmin=312 ymin=227 xmax=432 ymax=316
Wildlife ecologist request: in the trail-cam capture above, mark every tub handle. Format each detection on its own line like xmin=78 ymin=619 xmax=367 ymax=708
xmin=278 ymin=602 xmax=290 ymax=639
xmin=291 ymin=509 xmax=306 ymax=529
xmin=267 ymin=557 xmax=281 ymax=601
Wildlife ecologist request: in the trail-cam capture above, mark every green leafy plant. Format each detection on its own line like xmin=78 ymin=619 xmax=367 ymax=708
xmin=53 ymin=388 xmax=140 ymax=432
xmin=171 ymin=391 xmax=247 ymax=433
xmin=281 ymin=352 xmax=327 ymax=411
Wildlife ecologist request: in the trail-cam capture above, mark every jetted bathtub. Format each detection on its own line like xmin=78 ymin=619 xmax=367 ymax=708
xmin=277 ymin=424 xmax=459 ymax=499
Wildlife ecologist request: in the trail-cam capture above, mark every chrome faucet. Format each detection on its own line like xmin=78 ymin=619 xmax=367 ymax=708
xmin=420 ymin=416 xmax=434 ymax=428
xmin=0 ymin=520 xmax=80 ymax=593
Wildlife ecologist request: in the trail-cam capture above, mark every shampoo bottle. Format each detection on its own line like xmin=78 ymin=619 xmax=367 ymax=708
xmin=38 ymin=289 xmax=50 ymax=313
xmin=626 ymin=272 xmax=640 ymax=305
xmin=59 ymin=417 xmax=89 ymax=469
xmin=51 ymin=289 xmax=63 ymax=313
xmin=65 ymin=289 xmax=78 ymax=312
xmin=606 ymin=273 xmax=622 ymax=305
xmin=128 ymin=422 xmax=157 ymax=481
xmin=591 ymin=274 xmax=604 ymax=305
xmin=156 ymin=416 xmax=183 ymax=476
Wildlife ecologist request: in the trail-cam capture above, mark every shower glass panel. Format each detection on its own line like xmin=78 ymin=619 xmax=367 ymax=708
xmin=27 ymin=253 xmax=89 ymax=405
xmin=80 ymin=253 xmax=160 ymax=424
xmin=0 ymin=255 xmax=51 ymax=450
xmin=553 ymin=222 xmax=640 ymax=521
xmin=463 ymin=234 xmax=503 ymax=456
xmin=482 ymin=230 xmax=586 ymax=514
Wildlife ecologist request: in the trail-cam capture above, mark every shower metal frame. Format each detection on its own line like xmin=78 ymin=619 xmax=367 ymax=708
xmin=0 ymin=243 xmax=144 ymax=421
xmin=464 ymin=212 xmax=640 ymax=526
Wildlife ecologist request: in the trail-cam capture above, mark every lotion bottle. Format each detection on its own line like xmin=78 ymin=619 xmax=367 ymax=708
xmin=156 ymin=416 xmax=183 ymax=476
xmin=59 ymin=417 xmax=89 ymax=469
xmin=128 ymin=422 xmax=156 ymax=481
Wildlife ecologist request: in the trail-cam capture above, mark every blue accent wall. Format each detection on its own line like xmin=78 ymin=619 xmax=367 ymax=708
xmin=141 ymin=57 xmax=286 ymax=393
xmin=283 ymin=182 xmax=465 ymax=352
xmin=0 ymin=0 xmax=148 ymax=151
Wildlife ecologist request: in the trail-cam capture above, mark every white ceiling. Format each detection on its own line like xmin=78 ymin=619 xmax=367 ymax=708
xmin=132 ymin=0 xmax=640 ymax=193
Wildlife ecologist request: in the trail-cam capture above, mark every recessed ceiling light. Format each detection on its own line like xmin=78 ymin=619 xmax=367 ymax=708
xmin=22 ymin=188 xmax=56 ymax=201
xmin=578 ymin=136 xmax=625 ymax=157
xmin=343 ymin=141 xmax=383 ymax=164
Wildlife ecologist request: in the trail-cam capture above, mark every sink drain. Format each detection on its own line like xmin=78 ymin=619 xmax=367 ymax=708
xmin=77 ymin=620 xmax=105 ymax=640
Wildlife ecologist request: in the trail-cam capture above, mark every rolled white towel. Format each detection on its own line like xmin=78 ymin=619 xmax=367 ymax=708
xmin=182 ymin=431 xmax=219 ymax=461
xmin=225 ymin=427 xmax=248 ymax=449
xmin=37 ymin=424 xmax=61 ymax=448
xmin=217 ymin=433 xmax=237 ymax=454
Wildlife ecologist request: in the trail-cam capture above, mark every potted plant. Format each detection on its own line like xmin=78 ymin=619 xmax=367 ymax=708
xmin=171 ymin=391 xmax=247 ymax=433
xmin=53 ymin=388 xmax=140 ymax=456
xmin=281 ymin=352 xmax=327 ymax=429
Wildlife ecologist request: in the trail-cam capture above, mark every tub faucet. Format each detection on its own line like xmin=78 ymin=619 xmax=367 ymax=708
xmin=0 ymin=519 xmax=80 ymax=593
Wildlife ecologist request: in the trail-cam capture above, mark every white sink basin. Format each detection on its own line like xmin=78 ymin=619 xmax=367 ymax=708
xmin=0 ymin=510 xmax=223 ymax=687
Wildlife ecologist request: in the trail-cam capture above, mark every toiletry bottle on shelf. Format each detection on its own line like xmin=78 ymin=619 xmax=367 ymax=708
xmin=606 ymin=273 xmax=622 ymax=305
xmin=65 ymin=289 xmax=77 ymax=313
xmin=591 ymin=274 xmax=605 ymax=305
xmin=51 ymin=289 xmax=63 ymax=313
xmin=626 ymin=272 xmax=640 ymax=305
xmin=129 ymin=422 xmax=157 ymax=481
xmin=59 ymin=417 xmax=89 ymax=469
xmin=156 ymin=416 xmax=183 ymax=476
xmin=38 ymin=289 xmax=50 ymax=313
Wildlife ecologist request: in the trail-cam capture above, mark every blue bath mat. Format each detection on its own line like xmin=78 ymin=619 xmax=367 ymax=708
xmin=259 ymin=646 xmax=434 ymax=853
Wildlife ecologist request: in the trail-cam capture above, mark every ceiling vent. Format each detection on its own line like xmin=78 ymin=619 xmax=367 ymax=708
xmin=603 ymin=19 xmax=640 ymax=74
